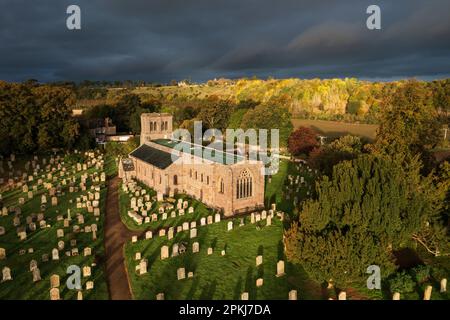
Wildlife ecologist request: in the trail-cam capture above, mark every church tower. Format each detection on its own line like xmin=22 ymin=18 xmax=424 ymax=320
xmin=140 ymin=113 xmax=173 ymax=145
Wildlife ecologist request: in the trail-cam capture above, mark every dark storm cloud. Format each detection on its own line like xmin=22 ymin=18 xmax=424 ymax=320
xmin=0 ymin=0 xmax=449 ymax=82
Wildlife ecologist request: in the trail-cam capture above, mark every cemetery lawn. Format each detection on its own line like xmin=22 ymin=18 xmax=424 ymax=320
xmin=0 ymin=152 xmax=115 ymax=300
xmin=124 ymin=217 xmax=322 ymax=300
xmin=118 ymin=180 xmax=213 ymax=232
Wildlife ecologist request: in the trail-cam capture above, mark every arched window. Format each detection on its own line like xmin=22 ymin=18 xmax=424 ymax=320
xmin=195 ymin=171 xmax=198 ymax=180
xmin=154 ymin=121 xmax=157 ymax=131
xmin=236 ymin=169 xmax=252 ymax=199
xmin=207 ymin=176 xmax=210 ymax=185
xmin=173 ymin=175 xmax=178 ymax=185
xmin=219 ymin=178 xmax=224 ymax=193
xmin=150 ymin=122 xmax=154 ymax=131
xmin=201 ymin=174 xmax=203 ymax=182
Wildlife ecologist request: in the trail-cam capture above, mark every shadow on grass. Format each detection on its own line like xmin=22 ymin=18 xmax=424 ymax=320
xmin=199 ymin=279 xmax=217 ymax=299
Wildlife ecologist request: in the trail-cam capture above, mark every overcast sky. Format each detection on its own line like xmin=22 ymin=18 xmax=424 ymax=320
xmin=1 ymin=0 xmax=449 ymax=83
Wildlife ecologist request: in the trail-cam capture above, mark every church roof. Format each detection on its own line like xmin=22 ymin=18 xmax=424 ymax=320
xmin=152 ymin=139 xmax=245 ymax=165
xmin=129 ymin=144 xmax=178 ymax=169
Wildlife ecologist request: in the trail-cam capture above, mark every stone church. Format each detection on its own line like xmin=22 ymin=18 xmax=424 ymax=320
xmin=119 ymin=113 xmax=265 ymax=216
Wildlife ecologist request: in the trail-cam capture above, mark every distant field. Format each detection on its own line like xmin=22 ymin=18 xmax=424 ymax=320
xmin=292 ymin=119 xmax=379 ymax=141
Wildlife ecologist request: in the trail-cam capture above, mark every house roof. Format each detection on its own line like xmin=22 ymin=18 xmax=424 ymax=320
xmin=129 ymin=144 xmax=178 ymax=169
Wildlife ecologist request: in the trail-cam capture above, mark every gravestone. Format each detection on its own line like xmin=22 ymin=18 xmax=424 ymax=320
xmin=207 ymin=247 xmax=213 ymax=255
xmin=156 ymin=293 xmax=164 ymax=300
xmin=393 ymin=292 xmax=401 ymax=300
xmin=50 ymin=275 xmax=60 ymax=288
xmin=83 ymin=247 xmax=92 ymax=257
xmin=145 ymin=231 xmax=152 ymax=239
xmin=86 ymin=281 xmax=94 ymax=290
xmin=241 ymin=292 xmax=249 ymax=300
xmin=207 ymin=215 xmax=213 ymax=225
xmin=58 ymin=241 xmax=64 ymax=251
xmin=192 ymin=242 xmax=199 ymax=253
xmin=135 ymin=252 xmax=141 ymax=260
xmin=161 ymin=246 xmax=169 ymax=260
xmin=200 ymin=217 xmax=206 ymax=226
xmin=131 ymin=236 xmax=137 ymax=243
xmin=83 ymin=266 xmax=91 ymax=277
xmin=423 ymin=285 xmax=432 ymax=300
xmin=227 ymin=221 xmax=233 ymax=231
xmin=50 ymin=288 xmax=60 ymax=300
xmin=250 ymin=213 xmax=255 ymax=224
xmin=338 ymin=291 xmax=346 ymax=300
xmin=0 ymin=248 xmax=5 ymax=260
xmin=158 ymin=229 xmax=166 ymax=237
xmin=0 ymin=226 xmax=4 ymax=236
xmin=441 ymin=278 xmax=447 ymax=293
xmin=214 ymin=213 xmax=221 ymax=223
xmin=288 ymin=290 xmax=297 ymax=300
xmin=172 ymin=243 xmax=179 ymax=257
xmin=29 ymin=259 xmax=38 ymax=271
xmin=256 ymin=278 xmax=263 ymax=287
xmin=256 ymin=255 xmax=263 ymax=267
xmin=139 ymin=259 xmax=147 ymax=275
xmin=52 ymin=248 xmax=59 ymax=260
xmin=177 ymin=268 xmax=186 ymax=280
xmin=168 ymin=227 xmax=174 ymax=240
xmin=57 ymin=229 xmax=64 ymax=238
xmin=190 ymin=228 xmax=197 ymax=239
xmin=32 ymin=268 xmax=41 ymax=282
xmin=266 ymin=215 xmax=272 ymax=226
xmin=276 ymin=260 xmax=285 ymax=277
xmin=182 ymin=222 xmax=189 ymax=231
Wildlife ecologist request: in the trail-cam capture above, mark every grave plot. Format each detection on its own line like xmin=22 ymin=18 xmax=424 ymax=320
xmin=0 ymin=151 xmax=112 ymax=300
xmin=124 ymin=210 xmax=321 ymax=300
xmin=119 ymin=179 xmax=212 ymax=231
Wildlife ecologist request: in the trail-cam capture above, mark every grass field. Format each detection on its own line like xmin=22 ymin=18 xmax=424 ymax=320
xmin=0 ymin=152 xmax=115 ymax=300
xmin=292 ymin=119 xmax=378 ymax=141
xmin=124 ymin=217 xmax=322 ymax=300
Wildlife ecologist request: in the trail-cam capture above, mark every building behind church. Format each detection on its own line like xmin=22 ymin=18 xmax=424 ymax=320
xmin=119 ymin=113 xmax=265 ymax=217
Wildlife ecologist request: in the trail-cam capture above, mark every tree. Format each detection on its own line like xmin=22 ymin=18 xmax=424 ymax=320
xmin=373 ymin=80 xmax=441 ymax=159
xmin=309 ymin=135 xmax=363 ymax=176
xmin=241 ymin=103 xmax=293 ymax=147
xmin=388 ymin=271 xmax=416 ymax=294
xmin=0 ymin=82 xmax=79 ymax=155
xmin=114 ymin=94 xmax=141 ymax=132
xmin=197 ymin=96 xmax=233 ymax=130
xmin=287 ymin=127 xmax=319 ymax=156
xmin=284 ymin=154 xmax=446 ymax=287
